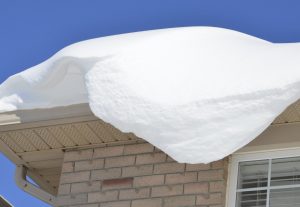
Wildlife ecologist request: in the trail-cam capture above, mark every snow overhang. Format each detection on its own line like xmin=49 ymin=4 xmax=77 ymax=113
xmin=1 ymin=26 xmax=300 ymax=165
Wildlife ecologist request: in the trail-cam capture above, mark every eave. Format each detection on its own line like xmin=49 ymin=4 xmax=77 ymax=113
xmin=0 ymin=99 xmax=300 ymax=197
xmin=0 ymin=103 xmax=142 ymax=196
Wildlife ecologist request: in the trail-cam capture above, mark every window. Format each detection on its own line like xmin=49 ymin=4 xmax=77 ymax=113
xmin=228 ymin=149 xmax=300 ymax=207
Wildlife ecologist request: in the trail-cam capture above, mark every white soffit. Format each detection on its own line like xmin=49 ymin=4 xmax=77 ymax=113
xmin=0 ymin=104 xmax=141 ymax=195
xmin=272 ymin=99 xmax=300 ymax=124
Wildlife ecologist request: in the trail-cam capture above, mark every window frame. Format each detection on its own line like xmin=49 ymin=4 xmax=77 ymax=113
xmin=227 ymin=147 xmax=300 ymax=207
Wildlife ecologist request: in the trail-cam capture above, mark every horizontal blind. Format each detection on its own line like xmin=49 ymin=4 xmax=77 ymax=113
xmin=270 ymin=187 xmax=300 ymax=207
xmin=236 ymin=156 xmax=300 ymax=207
xmin=236 ymin=160 xmax=268 ymax=207
xmin=271 ymin=157 xmax=300 ymax=187
xmin=236 ymin=190 xmax=267 ymax=207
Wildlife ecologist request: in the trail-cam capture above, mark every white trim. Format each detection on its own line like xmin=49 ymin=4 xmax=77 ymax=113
xmin=227 ymin=147 xmax=300 ymax=207
xmin=266 ymin=159 xmax=271 ymax=207
xmin=0 ymin=195 xmax=13 ymax=207
xmin=0 ymin=103 xmax=94 ymax=129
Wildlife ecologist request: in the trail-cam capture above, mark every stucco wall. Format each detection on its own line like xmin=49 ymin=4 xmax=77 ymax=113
xmin=56 ymin=142 xmax=228 ymax=207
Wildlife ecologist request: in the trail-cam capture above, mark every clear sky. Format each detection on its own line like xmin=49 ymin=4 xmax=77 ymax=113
xmin=0 ymin=0 xmax=300 ymax=206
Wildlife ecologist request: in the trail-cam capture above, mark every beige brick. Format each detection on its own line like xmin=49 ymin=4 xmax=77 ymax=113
xmin=211 ymin=160 xmax=224 ymax=169
xmin=154 ymin=162 xmax=185 ymax=174
xmin=56 ymin=194 xmax=87 ymax=206
xmin=163 ymin=195 xmax=196 ymax=207
xmin=94 ymin=146 xmax=124 ymax=158
xmin=196 ymin=193 xmax=222 ymax=205
xmin=119 ymin=188 xmax=150 ymax=200
xmin=186 ymin=163 xmax=210 ymax=171
xmin=62 ymin=162 xmax=74 ymax=173
xmin=184 ymin=182 xmax=208 ymax=194
xmin=198 ymin=170 xmax=224 ymax=181
xmin=165 ymin=172 xmax=197 ymax=184
xmin=75 ymin=159 xmax=104 ymax=171
xmin=57 ymin=144 xmax=228 ymax=207
xmin=58 ymin=184 xmax=70 ymax=195
xmin=71 ymin=204 xmax=98 ymax=207
xmin=71 ymin=181 xmax=101 ymax=194
xmin=100 ymin=201 xmax=130 ymax=207
xmin=60 ymin=171 xmax=90 ymax=184
xmin=136 ymin=153 xmax=166 ymax=165
xmin=132 ymin=198 xmax=162 ymax=207
xmin=91 ymin=168 xmax=121 ymax=180
xmin=209 ymin=181 xmax=225 ymax=192
xmin=124 ymin=143 xmax=154 ymax=155
xmin=102 ymin=178 xmax=133 ymax=190
xmin=64 ymin=149 xmax=93 ymax=162
xmin=72 ymin=204 xmax=99 ymax=207
xmin=105 ymin=156 xmax=135 ymax=168
xmin=122 ymin=165 xmax=153 ymax=177
xmin=133 ymin=175 xmax=164 ymax=187
xmin=88 ymin=191 xmax=118 ymax=203
xmin=151 ymin=185 xmax=183 ymax=197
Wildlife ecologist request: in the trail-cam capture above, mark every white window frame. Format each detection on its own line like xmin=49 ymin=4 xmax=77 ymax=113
xmin=227 ymin=147 xmax=300 ymax=207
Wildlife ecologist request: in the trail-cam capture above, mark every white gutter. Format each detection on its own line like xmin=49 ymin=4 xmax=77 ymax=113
xmin=15 ymin=165 xmax=56 ymax=205
xmin=0 ymin=195 xmax=13 ymax=207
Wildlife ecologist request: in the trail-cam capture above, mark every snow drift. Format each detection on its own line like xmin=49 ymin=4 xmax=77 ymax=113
xmin=1 ymin=27 xmax=300 ymax=163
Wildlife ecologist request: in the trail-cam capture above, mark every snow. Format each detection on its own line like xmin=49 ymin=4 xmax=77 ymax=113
xmin=1 ymin=27 xmax=300 ymax=163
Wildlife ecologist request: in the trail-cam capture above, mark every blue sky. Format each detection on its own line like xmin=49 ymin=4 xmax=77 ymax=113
xmin=0 ymin=0 xmax=300 ymax=206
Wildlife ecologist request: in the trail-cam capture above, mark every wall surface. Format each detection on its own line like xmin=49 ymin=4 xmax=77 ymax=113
xmin=56 ymin=142 xmax=228 ymax=207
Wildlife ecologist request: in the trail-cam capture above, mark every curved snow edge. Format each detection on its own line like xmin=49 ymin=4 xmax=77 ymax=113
xmin=1 ymin=26 xmax=300 ymax=163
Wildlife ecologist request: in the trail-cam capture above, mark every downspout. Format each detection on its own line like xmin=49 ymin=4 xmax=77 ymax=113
xmin=15 ymin=165 xmax=56 ymax=205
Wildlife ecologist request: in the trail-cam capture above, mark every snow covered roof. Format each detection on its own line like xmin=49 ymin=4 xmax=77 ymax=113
xmin=1 ymin=27 xmax=300 ymax=164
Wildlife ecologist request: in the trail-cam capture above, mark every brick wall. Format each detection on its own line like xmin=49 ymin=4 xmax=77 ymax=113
xmin=56 ymin=142 xmax=228 ymax=207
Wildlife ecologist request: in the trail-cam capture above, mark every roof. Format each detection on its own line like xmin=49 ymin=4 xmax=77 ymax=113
xmin=1 ymin=27 xmax=300 ymax=193
xmin=1 ymin=27 xmax=300 ymax=164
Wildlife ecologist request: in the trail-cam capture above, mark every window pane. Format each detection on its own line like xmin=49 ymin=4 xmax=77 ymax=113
xmin=236 ymin=190 xmax=267 ymax=207
xmin=271 ymin=156 xmax=300 ymax=186
xmin=238 ymin=160 xmax=269 ymax=189
xmin=270 ymin=187 xmax=300 ymax=207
